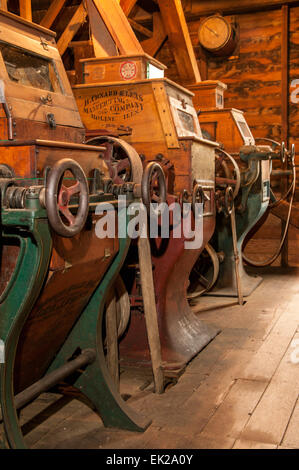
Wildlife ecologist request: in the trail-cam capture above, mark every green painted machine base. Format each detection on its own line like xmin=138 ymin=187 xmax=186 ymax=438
xmin=208 ymin=188 xmax=268 ymax=299
xmin=46 ymin=233 xmax=151 ymax=434
xmin=206 ymin=270 xmax=263 ymax=297
xmin=0 ymin=208 xmax=150 ymax=449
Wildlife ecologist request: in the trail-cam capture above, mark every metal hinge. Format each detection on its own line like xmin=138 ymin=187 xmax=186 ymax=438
xmin=40 ymin=36 xmax=49 ymax=51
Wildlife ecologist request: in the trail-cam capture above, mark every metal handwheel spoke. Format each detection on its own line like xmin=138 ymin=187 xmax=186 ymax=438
xmin=59 ymin=205 xmax=76 ymax=226
xmin=86 ymin=136 xmax=143 ymax=185
xmin=215 ymin=153 xmax=226 ymax=168
xmin=152 ymin=193 xmax=161 ymax=203
xmin=64 ymin=181 xmax=81 ymax=198
xmin=198 ymin=274 xmax=210 ymax=288
xmin=116 ymin=157 xmax=130 ymax=174
xmin=187 ymin=243 xmax=220 ymax=300
xmin=215 ymin=148 xmax=241 ymax=199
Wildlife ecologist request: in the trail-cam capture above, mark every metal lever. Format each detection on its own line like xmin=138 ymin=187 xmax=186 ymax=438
xmin=225 ymin=186 xmax=244 ymax=305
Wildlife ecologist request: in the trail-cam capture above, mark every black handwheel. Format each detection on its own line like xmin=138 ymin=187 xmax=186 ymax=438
xmin=45 ymin=158 xmax=89 ymax=238
xmin=141 ymin=161 xmax=166 ymax=215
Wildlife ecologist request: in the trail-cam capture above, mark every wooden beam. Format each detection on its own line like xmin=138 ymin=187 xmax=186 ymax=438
xmin=157 ymin=0 xmax=201 ymax=84
xmin=90 ymin=0 xmax=143 ymax=55
xmin=40 ymin=0 xmax=67 ymax=29
xmin=57 ymin=2 xmax=88 ymax=56
xmin=128 ymin=18 xmax=152 ymax=38
xmin=120 ymin=0 xmax=138 ymax=17
xmin=141 ymin=12 xmax=167 ymax=57
xmin=19 ymin=0 xmax=32 ymax=22
xmin=137 ymin=236 xmax=164 ymax=394
xmin=185 ymin=0 xmax=299 ymax=18
xmin=0 ymin=0 xmax=7 ymax=11
xmin=86 ymin=0 xmax=117 ymax=58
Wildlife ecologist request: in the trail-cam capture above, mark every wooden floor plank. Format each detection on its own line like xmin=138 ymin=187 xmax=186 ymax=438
xmin=199 ymin=378 xmax=268 ymax=440
xmin=17 ymin=267 xmax=299 ymax=449
xmin=238 ymin=297 xmax=299 ymax=381
xmin=281 ymin=397 xmax=299 ymax=448
xmin=238 ymin=332 xmax=299 ymax=445
xmin=233 ymin=439 xmax=277 ymax=449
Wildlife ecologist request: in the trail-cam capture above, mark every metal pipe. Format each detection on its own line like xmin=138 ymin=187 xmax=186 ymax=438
xmin=14 ymin=348 xmax=96 ymax=411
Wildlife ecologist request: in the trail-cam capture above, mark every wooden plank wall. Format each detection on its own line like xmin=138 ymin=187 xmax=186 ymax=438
xmin=156 ymin=5 xmax=299 ymax=266
xmin=289 ymin=6 xmax=299 ymax=154
xmin=157 ymin=6 xmax=299 ymax=158
xmin=157 ymin=9 xmax=285 ymax=141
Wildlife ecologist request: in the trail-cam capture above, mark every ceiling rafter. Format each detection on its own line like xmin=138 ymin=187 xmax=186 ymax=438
xmin=57 ymin=2 xmax=88 ymax=56
xmin=40 ymin=0 xmax=67 ymax=29
xmin=157 ymin=0 xmax=201 ymax=84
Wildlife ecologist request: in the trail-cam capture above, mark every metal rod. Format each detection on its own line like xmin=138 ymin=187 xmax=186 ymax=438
xmin=14 ymin=349 xmax=96 ymax=411
xmin=230 ymin=203 xmax=244 ymax=305
xmin=2 ymin=101 xmax=13 ymax=140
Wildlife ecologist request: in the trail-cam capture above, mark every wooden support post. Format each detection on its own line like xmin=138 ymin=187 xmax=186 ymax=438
xmin=86 ymin=0 xmax=118 ymax=58
xmin=57 ymin=2 xmax=88 ymax=56
xmin=105 ymin=289 xmax=120 ymax=390
xmin=281 ymin=4 xmax=289 ymax=267
xmin=137 ymin=236 xmax=164 ymax=394
xmin=40 ymin=0 xmax=67 ymax=29
xmin=198 ymin=50 xmax=208 ymax=81
xmin=157 ymin=0 xmax=201 ymax=85
xmin=19 ymin=0 xmax=32 ymax=22
xmin=90 ymin=0 xmax=143 ymax=55
xmin=0 ymin=0 xmax=7 ymax=11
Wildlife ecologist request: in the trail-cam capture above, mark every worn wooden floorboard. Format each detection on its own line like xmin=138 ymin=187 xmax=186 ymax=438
xmin=14 ymin=267 xmax=299 ymax=449
xmin=238 ymin=331 xmax=299 ymax=446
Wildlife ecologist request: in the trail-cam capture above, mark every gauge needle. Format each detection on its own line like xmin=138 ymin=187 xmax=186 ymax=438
xmin=205 ymin=25 xmax=219 ymax=37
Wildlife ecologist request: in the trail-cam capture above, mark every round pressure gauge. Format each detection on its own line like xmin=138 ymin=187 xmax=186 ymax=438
xmin=198 ymin=15 xmax=237 ymax=56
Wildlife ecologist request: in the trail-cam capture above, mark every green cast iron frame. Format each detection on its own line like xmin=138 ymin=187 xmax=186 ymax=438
xmin=0 ymin=193 xmax=150 ymax=449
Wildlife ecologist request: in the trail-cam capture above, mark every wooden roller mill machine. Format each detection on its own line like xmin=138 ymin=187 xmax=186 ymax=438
xmin=187 ymin=80 xmax=296 ymax=299
xmin=70 ymin=0 xmax=221 ymax=376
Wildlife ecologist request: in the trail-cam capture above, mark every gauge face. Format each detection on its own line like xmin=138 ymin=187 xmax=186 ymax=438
xmin=198 ymin=16 xmax=232 ymax=51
